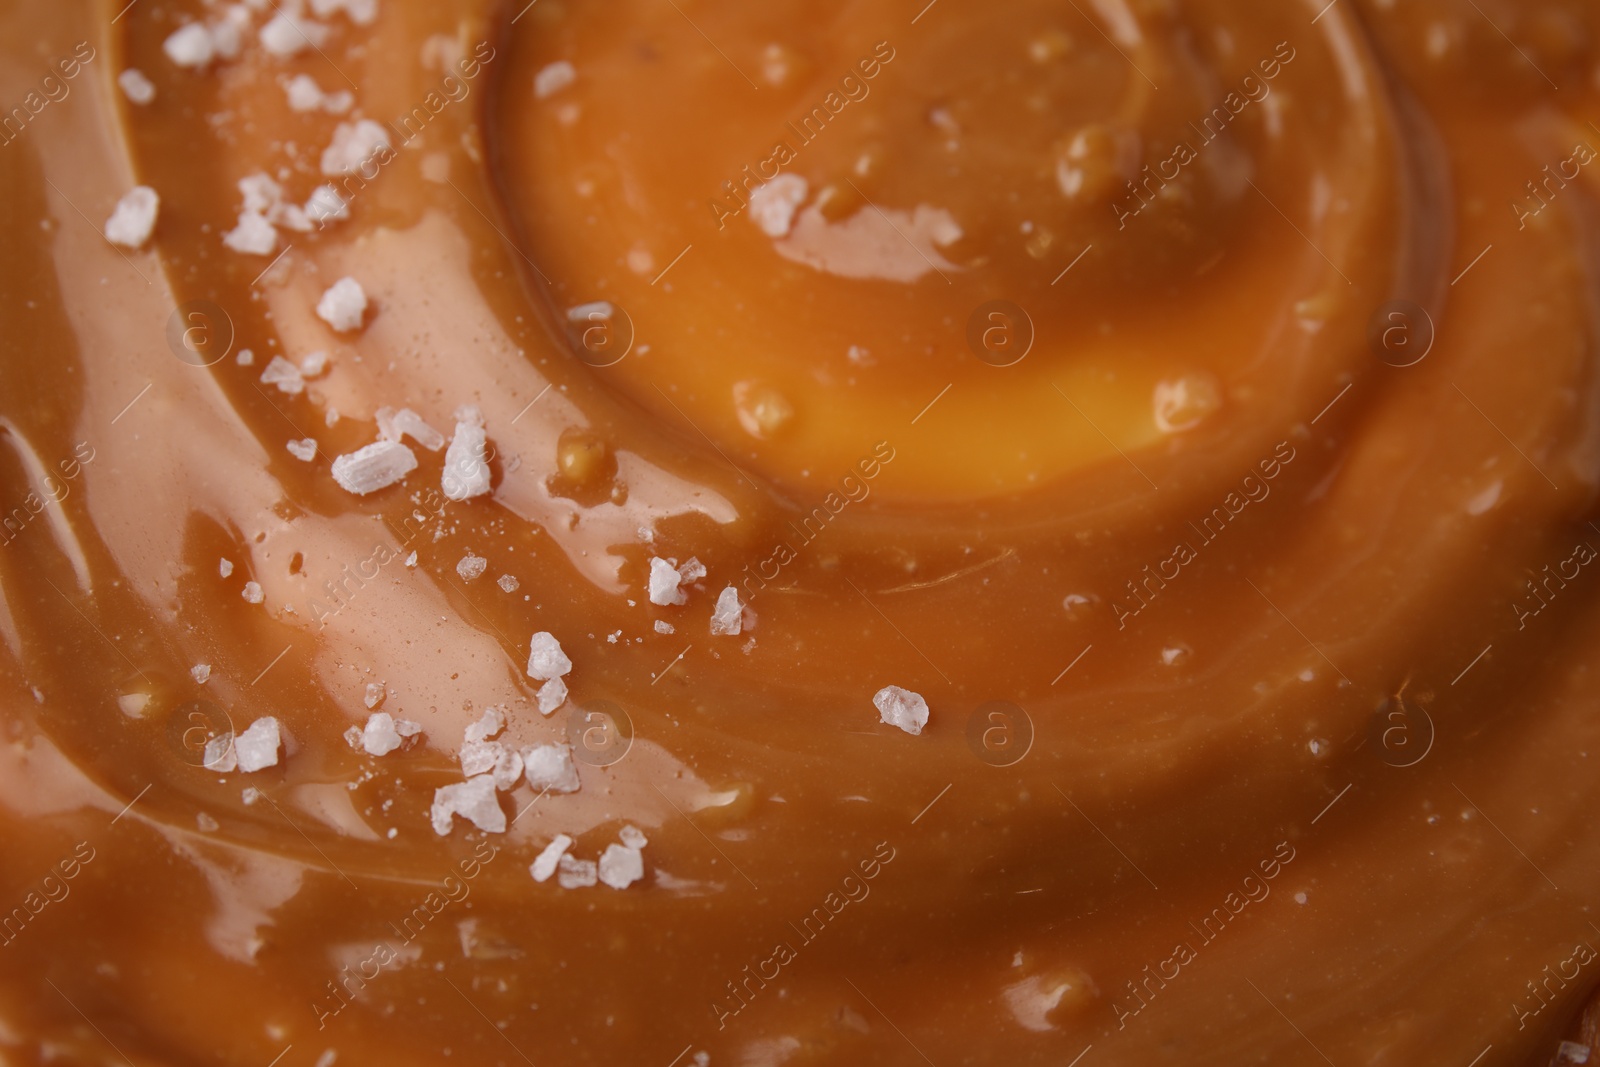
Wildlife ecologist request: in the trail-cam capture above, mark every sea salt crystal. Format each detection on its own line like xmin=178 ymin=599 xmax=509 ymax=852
xmin=208 ymin=5 xmax=251 ymax=58
xmin=526 ymin=631 xmax=571 ymax=680
xmin=442 ymin=407 xmax=492 ymax=500
xmin=223 ymin=210 xmax=277 ymax=255
xmin=330 ymin=440 xmax=417 ymax=495
xmin=219 ymin=558 xmax=234 ymax=577
xmin=316 ymin=277 xmax=368 ymax=332
xmin=241 ymin=581 xmax=264 ymax=604
xmin=117 ymin=693 xmax=150 ymax=718
xmin=260 ymin=12 xmax=329 ymax=58
xmin=464 ymin=705 xmax=505 ymax=743
xmin=118 ymin=69 xmax=156 ymax=105
xmin=287 ymin=438 xmax=317 ymax=462
xmin=653 ymin=620 xmax=674 ymax=634
xmin=376 ymin=408 xmax=446 ymax=451
xmin=321 ymin=120 xmax=391 ymax=176
xmin=364 ymin=682 xmax=385 ymax=708
xmin=490 ymin=747 xmax=524 ymax=790
xmin=285 ymin=73 xmax=326 ymax=111
xmin=529 ymin=834 xmax=573 ymax=882
xmin=873 ymin=685 xmax=929 ymax=736
xmin=105 ymin=186 xmax=159 ymax=248
xmin=305 ymin=184 xmax=349 ymax=227
xmin=748 ymin=174 xmax=809 ymax=238
xmin=164 ymin=23 xmax=215 ymax=68
xmin=191 ymin=664 xmax=212 ymax=684
xmin=300 ymin=350 xmax=329 ymax=377
xmin=709 ymin=585 xmax=744 ymax=636
xmin=598 ymin=843 xmax=644 ymax=889
xmin=557 ymin=853 xmax=597 ymax=889
xmin=360 ymin=712 xmax=402 ymax=755
xmin=534 ymin=61 xmax=576 ymax=99
xmin=430 ymin=774 xmax=505 ymax=835
xmin=260 ymin=355 xmax=306 ymax=395
xmin=241 ymin=787 xmax=262 ymax=805
xmin=648 ymin=556 xmax=687 ymax=606
xmin=204 ymin=733 xmax=236 ymax=772
xmin=618 ymin=824 xmax=648 ymax=849
xmin=497 ymin=574 xmax=519 ymax=593
xmin=523 ymin=742 xmax=580 ymax=794
xmin=404 ymin=551 xmax=418 ymax=567
xmin=235 ymin=716 xmax=281 ymax=771
xmin=236 ymin=348 xmax=254 ymax=366
xmin=678 ymin=557 xmax=706 ymax=582
xmin=239 ymin=173 xmax=282 ymax=214
xmin=459 ymin=738 xmax=505 ymax=776
xmin=536 ymin=676 xmax=567 ymax=715
xmin=456 ymin=553 xmax=487 ymax=581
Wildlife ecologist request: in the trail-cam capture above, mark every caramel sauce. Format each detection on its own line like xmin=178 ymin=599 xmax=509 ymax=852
xmin=3 ymin=0 xmax=1600 ymax=1063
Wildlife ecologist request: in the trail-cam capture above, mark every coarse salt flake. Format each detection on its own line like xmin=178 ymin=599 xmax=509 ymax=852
xmin=748 ymin=174 xmax=809 ymax=239
xmin=430 ymin=775 xmax=505 ymax=835
xmin=163 ymin=23 xmax=215 ymax=68
xmin=498 ymin=574 xmax=519 ymax=593
xmin=710 ymin=585 xmax=744 ymax=636
xmin=223 ymin=210 xmax=277 ymax=255
xmin=260 ymin=12 xmax=329 ymax=58
xmin=235 ymin=716 xmax=282 ymax=772
xmin=534 ymin=61 xmax=576 ymax=99
xmin=287 ymin=438 xmax=317 ymax=462
xmin=648 ymin=556 xmax=687 ymax=606
xmin=260 ymin=355 xmax=306 ymax=395
xmin=556 ymin=853 xmax=597 ymax=888
xmin=105 ymin=187 xmax=159 ymax=249
xmin=316 ymin=277 xmax=368 ymax=332
xmin=530 ymin=834 xmax=573 ymax=882
xmin=873 ymin=685 xmax=929 ymax=736
xmin=118 ymin=69 xmax=156 ymax=105
xmin=441 ymin=407 xmax=492 ymax=500
xmin=523 ymin=743 xmax=580 ymax=794
xmin=241 ymin=581 xmax=264 ymax=604
xmin=536 ymin=676 xmax=567 ymax=715
xmin=457 ymin=553 xmax=487 ymax=581
xmin=330 ymin=439 xmax=417 ymax=495
xmin=320 ymin=120 xmax=391 ymax=177
xmin=191 ymin=664 xmax=212 ymax=684
xmin=526 ymin=631 xmax=571 ymax=680
xmin=598 ymin=843 xmax=644 ymax=889
xmin=364 ymin=682 xmax=385 ymax=708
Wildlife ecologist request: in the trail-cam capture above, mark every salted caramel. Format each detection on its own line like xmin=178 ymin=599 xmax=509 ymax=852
xmin=3 ymin=0 xmax=1600 ymax=1064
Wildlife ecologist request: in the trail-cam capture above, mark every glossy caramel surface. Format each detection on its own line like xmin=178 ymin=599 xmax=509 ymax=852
xmin=3 ymin=0 xmax=1600 ymax=1064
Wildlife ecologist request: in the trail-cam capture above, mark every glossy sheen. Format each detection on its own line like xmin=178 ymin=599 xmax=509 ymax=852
xmin=2 ymin=0 xmax=1600 ymax=1064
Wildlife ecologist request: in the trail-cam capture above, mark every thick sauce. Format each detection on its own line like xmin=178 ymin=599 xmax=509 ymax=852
xmin=2 ymin=0 xmax=1600 ymax=1063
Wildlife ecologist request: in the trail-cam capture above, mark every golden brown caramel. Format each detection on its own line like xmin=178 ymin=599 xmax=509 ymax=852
xmin=4 ymin=0 xmax=1600 ymax=1064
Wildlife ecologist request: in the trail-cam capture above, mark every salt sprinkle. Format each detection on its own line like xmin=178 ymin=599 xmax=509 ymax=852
xmin=748 ymin=174 xmax=809 ymax=238
xmin=223 ymin=210 xmax=277 ymax=255
xmin=442 ymin=406 xmax=492 ymax=500
xmin=330 ymin=439 xmax=418 ymax=495
xmin=241 ymin=581 xmax=264 ymax=604
xmin=163 ymin=23 xmax=215 ymax=68
xmin=118 ymin=69 xmax=156 ymax=105
xmin=523 ymin=743 xmax=580 ymax=794
xmin=316 ymin=277 xmax=368 ymax=332
xmin=191 ymin=664 xmax=212 ymax=684
xmin=648 ymin=556 xmax=687 ymax=606
xmin=709 ymin=585 xmax=744 ymax=636
xmin=360 ymin=712 xmax=419 ymax=756
xmin=321 ymin=120 xmax=391 ymax=177
xmin=526 ymin=631 xmax=572 ymax=681
xmin=598 ymin=843 xmax=644 ymax=889
xmin=104 ymin=187 xmax=159 ymax=249
xmin=219 ymin=558 xmax=234 ymax=577
xmin=259 ymin=355 xmax=306 ymax=395
xmin=678 ymin=557 xmax=706 ymax=582
xmin=873 ymin=685 xmax=929 ymax=736
xmin=404 ymin=551 xmax=418 ymax=567
xmin=497 ymin=574 xmax=520 ymax=593
xmin=236 ymin=348 xmax=255 ymax=366
xmin=203 ymin=733 xmax=236 ymax=772
xmin=430 ymin=775 xmax=505 ymax=835
xmin=377 ymin=408 xmax=446 ymax=451
xmin=300 ymin=350 xmax=329 ymax=377
xmin=305 ymin=185 xmax=350 ymax=228
xmin=364 ymin=682 xmax=386 ymax=709
xmin=456 ymin=553 xmax=488 ymax=581
xmin=260 ymin=12 xmax=329 ymax=58
xmin=235 ymin=717 xmax=282 ymax=772
xmin=529 ymin=834 xmax=573 ymax=882
xmin=309 ymin=0 xmax=379 ymax=25
xmin=536 ymin=676 xmax=567 ymax=715
xmin=654 ymin=620 xmax=674 ymax=634
xmin=286 ymin=438 xmax=317 ymax=462
xmin=534 ymin=61 xmax=576 ymax=99
xmin=556 ymin=853 xmax=597 ymax=889
xmin=618 ymin=824 xmax=648 ymax=849
xmin=464 ymin=706 xmax=505 ymax=744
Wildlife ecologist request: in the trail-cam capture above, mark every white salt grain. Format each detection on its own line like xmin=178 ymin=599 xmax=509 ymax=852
xmin=305 ymin=184 xmax=349 ymax=227
xmin=287 ymin=438 xmax=317 ymax=462
xmin=330 ymin=440 xmax=417 ymax=495
xmin=430 ymin=775 xmax=505 ymax=835
xmin=309 ymin=0 xmax=378 ymax=24
xmin=191 ymin=664 xmax=212 ymax=684
xmin=556 ymin=853 xmax=597 ymax=889
xmin=456 ymin=553 xmax=487 ymax=581
xmin=300 ymin=350 xmax=329 ymax=377
xmin=361 ymin=712 xmax=406 ymax=756
xmin=316 ymin=277 xmax=368 ymax=332
xmin=536 ymin=676 xmax=567 ymax=715
xmin=529 ymin=834 xmax=573 ymax=882
xmin=163 ymin=23 xmax=215 ymax=68
xmin=320 ymin=120 xmax=391 ymax=176
xmin=118 ymin=69 xmax=156 ymax=105
xmin=618 ymin=824 xmax=648 ymax=849
xmin=873 ymin=685 xmax=929 ymax=736
xmin=236 ymin=348 xmax=254 ymax=366
xmin=523 ymin=742 xmax=580 ymax=794
xmin=748 ymin=174 xmax=809 ymax=238
xmin=404 ymin=551 xmax=418 ymax=567
xmin=442 ymin=407 xmax=492 ymax=500
xmin=464 ymin=706 xmax=504 ymax=744
xmin=223 ymin=210 xmax=277 ymax=255
xmin=260 ymin=12 xmax=329 ymax=57
xmin=497 ymin=574 xmax=519 ymax=593
xmin=534 ymin=61 xmax=576 ymax=99
xmin=678 ymin=557 xmax=706 ymax=582
xmin=653 ymin=620 xmax=675 ymax=634
xmin=709 ymin=585 xmax=744 ymax=636
xmin=598 ymin=843 xmax=644 ymax=889
xmin=241 ymin=581 xmax=264 ymax=604
xmin=526 ymin=631 xmax=571 ymax=680
xmin=259 ymin=355 xmax=306 ymax=395
xmin=105 ymin=186 xmax=159 ymax=248
xmin=219 ymin=558 xmax=234 ymax=577
xmin=364 ymin=682 xmax=385 ymax=709
xmin=235 ymin=716 xmax=282 ymax=772
xmin=203 ymin=733 xmax=236 ymax=772
xmin=648 ymin=556 xmax=687 ymax=606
